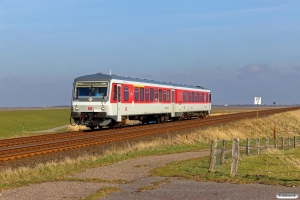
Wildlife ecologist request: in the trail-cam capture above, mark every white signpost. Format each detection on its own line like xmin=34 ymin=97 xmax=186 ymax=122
xmin=254 ymin=97 xmax=261 ymax=119
xmin=254 ymin=97 xmax=261 ymax=105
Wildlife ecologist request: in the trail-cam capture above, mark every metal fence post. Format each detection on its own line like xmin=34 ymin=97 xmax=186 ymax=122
xmin=209 ymin=140 xmax=218 ymax=172
xmin=231 ymin=138 xmax=239 ymax=177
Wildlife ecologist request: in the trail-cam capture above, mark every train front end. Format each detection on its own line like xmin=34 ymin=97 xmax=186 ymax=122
xmin=71 ymin=74 xmax=112 ymax=129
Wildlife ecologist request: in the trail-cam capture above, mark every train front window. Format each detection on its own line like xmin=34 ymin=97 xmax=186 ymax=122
xmin=75 ymin=82 xmax=108 ymax=99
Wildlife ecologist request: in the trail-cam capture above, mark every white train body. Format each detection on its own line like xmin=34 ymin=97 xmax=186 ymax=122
xmin=71 ymin=73 xmax=211 ymax=129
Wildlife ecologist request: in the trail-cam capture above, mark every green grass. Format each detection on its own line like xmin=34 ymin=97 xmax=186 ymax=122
xmin=83 ymin=187 xmax=121 ymax=200
xmin=0 ymin=108 xmax=70 ymax=138
xmin=151 ymin=147 xmax=300 ymax=187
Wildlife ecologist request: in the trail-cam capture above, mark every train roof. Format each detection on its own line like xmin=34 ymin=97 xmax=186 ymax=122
xmin=74 ymin=73 xmax=209 ymax=90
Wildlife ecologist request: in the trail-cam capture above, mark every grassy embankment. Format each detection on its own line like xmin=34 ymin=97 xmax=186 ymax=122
xmin=0 ymin=108 xmax=70 ymax=139
xmin=1 ymin=107 xmax=300 ymax=195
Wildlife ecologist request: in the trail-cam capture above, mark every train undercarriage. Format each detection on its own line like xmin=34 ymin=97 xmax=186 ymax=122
xmin=71 ymin=111 xmax=209 ymax=130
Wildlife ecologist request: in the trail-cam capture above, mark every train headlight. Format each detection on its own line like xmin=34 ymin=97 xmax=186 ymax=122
xmin=101 ymin=105 xmax=106 ymax=111
xmin=75 ymin=105 xmax=79 ymax=111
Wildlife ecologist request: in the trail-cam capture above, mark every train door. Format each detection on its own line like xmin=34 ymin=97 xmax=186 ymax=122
xmin=171 ymin=89 xmax=175 ymax=117
xmin=117 ymin=84 xmax=122 ymax=121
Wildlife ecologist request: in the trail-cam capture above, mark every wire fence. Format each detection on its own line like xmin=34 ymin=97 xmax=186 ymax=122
xmin=208 ymin=135 xmax=300 ymax=177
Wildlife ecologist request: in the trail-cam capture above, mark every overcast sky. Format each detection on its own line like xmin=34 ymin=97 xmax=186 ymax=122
xmin=1 ymin=0 xmax=300 ymax=107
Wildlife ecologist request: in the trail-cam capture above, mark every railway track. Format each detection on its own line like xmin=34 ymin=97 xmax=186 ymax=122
xmin=0 ymin=106 xmax=299 ymax=162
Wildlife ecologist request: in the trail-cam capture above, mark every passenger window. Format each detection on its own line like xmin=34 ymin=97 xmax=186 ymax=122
xmin=113 ymin=85 xmax=117 ymax=101
xmin=167 ymin=90 xmax=170 ymax=102
xmin=163 ymin=90 xmax=166 ymax=102
xmin=192 ymin=92 xmax=194 ymax=102
xmin=155 ymin=89 xmax=158 ymax=101
xmin=124 ymin=86 xmax=129 ymax=101
xmin=159 ymin=89 xmax=162 ymax=102
xmin=150 ymin=88 xmax=154 ymax=101
xmin=134 ymin=87 xmax=139 ymax=101
xmin=186 ymin=92 xmax=188 ymax=102
xmin=145 ymin=88 xmax=149 ymax=101
xmin=140 ymin=88 xmax=144 ymax=101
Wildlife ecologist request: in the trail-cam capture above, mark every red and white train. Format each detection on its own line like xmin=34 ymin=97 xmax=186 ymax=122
xmin=71 ymin=73 xmax=211 ymax=129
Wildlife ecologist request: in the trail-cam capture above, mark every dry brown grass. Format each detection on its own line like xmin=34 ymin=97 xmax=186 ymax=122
xmin=190 ymin=109 xmax=300 ymax=141
xmin=67 ymin=125 xmax=90 ymax=131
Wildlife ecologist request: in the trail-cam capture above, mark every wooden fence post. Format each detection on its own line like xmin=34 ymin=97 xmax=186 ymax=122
xmin=209 ymin=140 xmax=218 ymax=172
xmin=220 ymin=140 xmax=226 ymax=164
xmin=256 ymin=138 xmax=260 ymax=155
xmin=274 ymin=137 xmax=277 ymax=148
xmin=231 ymin=138 xmax=239 ymax=177
xmin=281 ymin=137 xmax=284 ymax=150
xmin=288 ymin=136 xmax=291 ymax=150
xmin=246 ymin=138 xmax=250 ymax=155
xmin=294 ymin=136 xmax=296 ymax=148
xmin=266 ymin=137 xmax=269 ymax=150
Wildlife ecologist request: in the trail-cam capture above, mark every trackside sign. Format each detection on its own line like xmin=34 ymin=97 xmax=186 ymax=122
xmin=254 ymin=97 xmax=261 ymax=105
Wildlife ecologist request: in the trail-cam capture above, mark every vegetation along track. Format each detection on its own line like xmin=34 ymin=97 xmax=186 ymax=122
xmin=0 ymin=106 xmax=299 ymax=162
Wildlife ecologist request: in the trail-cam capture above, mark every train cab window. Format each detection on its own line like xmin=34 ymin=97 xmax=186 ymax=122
xmin=192 ymin=92 xmax=194 ymax=102
xmin=163 ymin=90 xmax=166 ymax=102
xmin=167 ymin=90 xmax=170 ymax=102
xmin=134 ymin=87 xmax=139 ymax=101
xmin=113 ymin=85 xmax=117 ymax=101
xmin=155 ymin=89 xmax=158 ymax=102
xmin=140 ymin=88 xmax=144 ymax=101
xmin=145 ymin=88 xmax=149 ymax=101
xmin=159 ymin=89 xmax=162 ymax=102
xmin=150 ymin=88 xmax=154 ymax=101
xmin=209 ymin=93 xmax=211 ymax=103
xmin=206 ymin=93 xmax=208 ymax=103
xmin=76 ymin=82 xmax=108 ymax=99
xmin=124 ymin=86 xmax=129 ymax=101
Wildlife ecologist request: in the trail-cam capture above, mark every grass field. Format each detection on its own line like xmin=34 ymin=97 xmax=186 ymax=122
xmin=151 ymin=147 xmax=300 ymax=187
xmin=0 ymin=108 xmax=70 ymax=139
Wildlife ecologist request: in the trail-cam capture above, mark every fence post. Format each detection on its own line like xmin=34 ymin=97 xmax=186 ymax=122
xmin=220 ymin=140 xmax=226 ymax=164
xmin=288 ymin=136 xmax=291 ymax=150
xmin=256 ymin=138 xmax=260 ymax=155
xmin=246 ymin=138 xmax=250 ymax=155
xmin=274 ymin=137 xmax=277 ymax=148
xmin=266 ymin=137 xmax=269 ymax=150
xmin=231 ymin=138 xmax=239 ymax=177
xmin=281 ymin=137 xmax=284 ymax=150
xmin=209 ymin=140 xmax=218 ymax=172
xmin=294 ymin=136 xmax=296 ymax=148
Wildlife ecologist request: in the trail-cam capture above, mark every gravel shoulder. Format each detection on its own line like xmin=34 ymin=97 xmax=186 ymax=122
xmin=1 ymin=150 xmax=299 ymax=200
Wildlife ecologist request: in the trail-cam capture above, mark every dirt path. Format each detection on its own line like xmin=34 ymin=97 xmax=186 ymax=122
xmin=1 ymin=150 xmax=299 ymax=200
xmin=24 ymin=125 xmax=70 ymax=133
